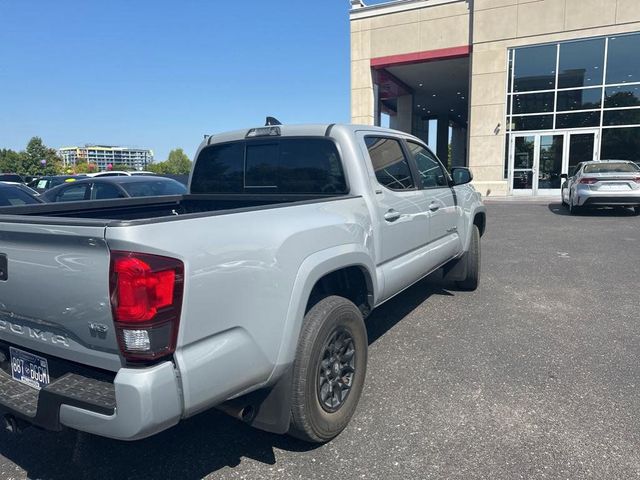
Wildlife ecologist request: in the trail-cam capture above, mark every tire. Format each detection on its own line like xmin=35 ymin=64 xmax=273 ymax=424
xmin=568 ymin=194 xmax=581 ymax=215
xmin=634 ymin=206 xmax=640 ymax=216
xmin=288 ymin=295 xmax=367 ymax=443
xmin=455 ymin=224 xmax=480 ymax=291
xmin=561 ymin=188 xmax=568 ymax=207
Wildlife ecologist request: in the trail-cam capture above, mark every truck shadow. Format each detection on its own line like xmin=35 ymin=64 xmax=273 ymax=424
xmin=0 ymin=275 xmax=453 ymax=480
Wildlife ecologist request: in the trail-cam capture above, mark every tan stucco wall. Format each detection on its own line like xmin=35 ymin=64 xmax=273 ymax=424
xmin=469 ymin=0 xmax=640 ymax=196
xmin=350 ymin=0 xmax=640 ymax=196
xmin=350 ymin=1 xmax=471 ymax=125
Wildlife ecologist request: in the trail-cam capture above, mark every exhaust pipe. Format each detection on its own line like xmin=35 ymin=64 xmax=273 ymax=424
xmin=216 ymin=403 xmax=256 ymax=424
xmin=3 ymin=415 xmax=30 ymax=434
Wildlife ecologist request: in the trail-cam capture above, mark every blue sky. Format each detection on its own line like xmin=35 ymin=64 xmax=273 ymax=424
xmin=0 ymin=0 xmax=388 ymax=161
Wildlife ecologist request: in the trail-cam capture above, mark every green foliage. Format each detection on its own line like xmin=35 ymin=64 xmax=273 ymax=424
xmin=22 ymin=137 xmax=63 ymax=175
xmin=148 ymin=148 xmax=192 ymax=174
xmin=0 ymin=149 xmax=25 ymax=173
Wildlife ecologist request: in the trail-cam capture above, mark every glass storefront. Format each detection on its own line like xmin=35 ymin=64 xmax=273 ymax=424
xmin=505 ymin=32 xmax=640 ymax=193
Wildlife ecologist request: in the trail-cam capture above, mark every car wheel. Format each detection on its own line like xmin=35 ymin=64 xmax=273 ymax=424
xmin=634 ymin=206 xmax=640 ymax=216
xmin=289 ymin=295 xmax=367 ymax=443
xmin=455 ymin=225 xmax=481 ymax=291
xmin=561 ymin=188 xmax=568 ymax=207
xmin=568 ymin=194 xmax=581 ymax=215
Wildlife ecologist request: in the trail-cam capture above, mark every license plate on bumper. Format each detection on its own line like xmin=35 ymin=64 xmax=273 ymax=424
xmin=9 ymin=347 xmax=51 ymax=390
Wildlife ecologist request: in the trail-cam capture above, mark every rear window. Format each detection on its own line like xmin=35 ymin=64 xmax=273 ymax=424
xmin=0 ymin=174 xmax=24 ymax=183
xmin=0 ymin=187 xmax=40 ymax=206
xmin=121 ymin=180 xmax=187 ymax=197
xmin=190 ymin=138 xmax=348 ymax=195
xmin=583 ymin=162 xmax=640 ymax=173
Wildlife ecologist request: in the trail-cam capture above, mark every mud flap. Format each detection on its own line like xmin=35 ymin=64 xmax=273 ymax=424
xmin=441 ymin=253 xmax=468 ymax=282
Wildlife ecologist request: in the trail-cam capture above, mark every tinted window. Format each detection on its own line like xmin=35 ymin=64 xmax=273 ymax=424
xmin=406 ymin=142 xmax=448 ymax=188
xmin=556 ymin=88 xmax=602 ymax=111
xmin=606 ymin=34 xmax=640 ymax=85
xmin=191 ymin=138 xmax=347 ymax=195
xmin=601 ymin=127 xmax=640 ymax=161
xmin=558 ymin=38 xmax=605 ymax=88
xmin=365 ymin=137 xmax=414 ymax=191
xmin=555 ymin=111 xmax=600 ymax=128
xmin=512 ymin=92 xmax=555 ymax=114
xmin=602 ymin=109 xmax=640 ymax=126
xmin=0 ymin=174 xmax=24 ymax=183
xmin=190 ymin=142 xmax=244 ymax=193
xmin=513 ymin=44 xmax=557 ymax=92
xmin=92 ymin=182 xmax=126 ymax=200
xmin=605 ymin=84 xmax=640 ymax=108
xmin=512 ymin=115 xmax=553 ymax=131
xmin=121 ymin=180 xmax=187 ymax=197
xmin=583 ymin=162 xmax=640 ymax=173
xmin=55 ymin=184 xmax=89 ymax=202
xmin=0 ymin=187 xmax=40 ymax=206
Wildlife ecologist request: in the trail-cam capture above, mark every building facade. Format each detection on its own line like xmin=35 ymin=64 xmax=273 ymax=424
xmin=58 ymin=145 xmax=154 ymax=171
xmin=350 ymin=0 xmax=640 ymax=196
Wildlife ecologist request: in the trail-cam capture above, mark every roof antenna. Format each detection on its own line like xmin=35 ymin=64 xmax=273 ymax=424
xmin=265 ymin=116 xmax=282 ymax=126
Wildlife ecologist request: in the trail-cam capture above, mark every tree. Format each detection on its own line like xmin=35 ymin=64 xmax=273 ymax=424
xmin=148 ymin=148 xmax=192 ymax=175
xmin=0 ymin=149 xmax=25 ymax=173
xmin=21 ymin=137 xmax=63 ymax=175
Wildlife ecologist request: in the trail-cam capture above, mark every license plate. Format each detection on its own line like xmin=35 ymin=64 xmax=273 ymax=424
xmin=599 ymin=184 xmax=629 ymax=191
xmin=9 ymin=347 xmax=51 ymax=390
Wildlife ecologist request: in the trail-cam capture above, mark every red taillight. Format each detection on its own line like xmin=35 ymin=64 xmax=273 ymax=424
xmin=633 ymin=177 xmax=640 ymax=184
xmin=579 ymin=177 xmax=598 ymax=185
xmin=109 ymin=251 xmax=184 ymax=362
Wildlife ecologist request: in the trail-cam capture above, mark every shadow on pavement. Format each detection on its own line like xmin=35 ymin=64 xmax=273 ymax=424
xmin=547 ymin=202 xmax=638 ymax=217
xmin=0 ymin=274 xmax=454 ymax=480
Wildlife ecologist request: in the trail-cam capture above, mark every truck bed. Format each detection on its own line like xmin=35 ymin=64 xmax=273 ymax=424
xmin=0 ymin=193 xmax=345 ymax=225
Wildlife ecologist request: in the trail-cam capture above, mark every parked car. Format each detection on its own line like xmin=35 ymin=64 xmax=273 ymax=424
xmin=40 ymin=176 xmax=187 ymax=202
xmin=0 ymin=173 xmax=25 ymax=183
xmin=561 ymin=160 xmax=640 ymax=215
xmin=85 ymin=170 xmax=156 ymax=177
xmin=0 ymin=182 xmax=43 ymax=206
xmin=0 ymin=181 xmax=41 ymax=197
xmin=0 ymin=123 xmax=485 ymax=443
xmin=27 ymin=175 xmax=86 ymax=193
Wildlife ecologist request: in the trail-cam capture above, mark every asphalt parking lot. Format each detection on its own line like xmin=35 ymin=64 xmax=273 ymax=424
xmin=1 ymin=201 xmax=640 ymax=479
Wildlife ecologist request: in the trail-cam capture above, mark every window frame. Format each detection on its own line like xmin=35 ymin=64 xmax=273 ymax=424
xmin=363 ymin=134 xmax=421 ymax=193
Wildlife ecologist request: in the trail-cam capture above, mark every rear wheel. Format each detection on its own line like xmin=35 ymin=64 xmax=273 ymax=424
xmin=634 ymin=206 xmax=640 ymax=216
xmin=568 ymin=194 xmax=581 ymax=215
xmin=455 ymin=225 xmax=481 ymax=291
xmin=289 ymin=296 xmax=367 ymax=443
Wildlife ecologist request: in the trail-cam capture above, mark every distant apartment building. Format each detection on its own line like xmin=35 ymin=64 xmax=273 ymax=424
xmin=58 ymin=145 xmax=154 ymax=171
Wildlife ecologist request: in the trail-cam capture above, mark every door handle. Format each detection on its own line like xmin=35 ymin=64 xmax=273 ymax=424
xmin=384 ymin=209 xmax=402 ymax=222
xmin=429 ymin=202 xmax=440 ymax=212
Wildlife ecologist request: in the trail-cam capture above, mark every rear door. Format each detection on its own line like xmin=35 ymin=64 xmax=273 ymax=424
xmin=0 ymin=219 xmax=122 ymax=371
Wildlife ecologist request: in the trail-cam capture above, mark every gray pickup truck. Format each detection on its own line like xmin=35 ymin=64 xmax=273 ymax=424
xmin=0 ymin=123 xmax=485 ymax=443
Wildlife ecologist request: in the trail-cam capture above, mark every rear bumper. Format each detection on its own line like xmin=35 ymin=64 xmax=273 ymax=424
xmin=575 ymin=187 xmax=640 ymax=207
xmin=0 ymin=360 xmax=182 ymax=441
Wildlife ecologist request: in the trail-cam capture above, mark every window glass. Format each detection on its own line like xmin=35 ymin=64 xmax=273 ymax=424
xmin=190 ymin=139 xmax=347 ymax=195
xmin=513 ymin=44 xmax=557 ymax=92
xmin=512 ymin=92 xmax=555 ymax=114
xmin=556 ymin=88 xmax=602 ymax=111
xmin=190 ymin=142 xmax=244 ymax=193
xmin=602 ymin=108 xmax=640 ymax=126
xmin=605 ymin=85 xmax=640 ymax=108
xmin=601 ymin=127 xmax=640 ymax=161
xmin=365 ymin=137 xmax=415 ymax=191
xmin=56 ymin=184 xmax=89 ymax=202
xmin=512 ymin=115 xmax=554 ymax=131
xmin=555 ymin=111 xmax=600 ymax=128
xmin=558 ymin=38 xmax=605 ymax=88
xmin=583 ymin=162 xmax=639 ymax=173
xmin=0 ymin=187 xmax=40 ymax=206
xmin=406 ymin=142 xmax=448 ymax=188
xmin=122 ymin=180 xmax=187 ymax=197
xmin=92 ymin=182 xmax=126 ymax=200
xmin=606 ymin=34 xmax=640 ymax=85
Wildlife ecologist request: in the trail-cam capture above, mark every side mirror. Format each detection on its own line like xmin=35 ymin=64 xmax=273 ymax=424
xmin=560 ymin=173 xmax=568 ymax=179
xmin=451 ymin=167 xmax=473 ymax=186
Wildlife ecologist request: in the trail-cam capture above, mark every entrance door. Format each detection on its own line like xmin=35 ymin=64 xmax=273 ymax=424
xmin=509 ymin=130 xmax=599 ymax=195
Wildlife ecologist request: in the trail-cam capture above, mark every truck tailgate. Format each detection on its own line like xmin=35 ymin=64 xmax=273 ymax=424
xmin=0 ymin=220 xmax=122 ymax=371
